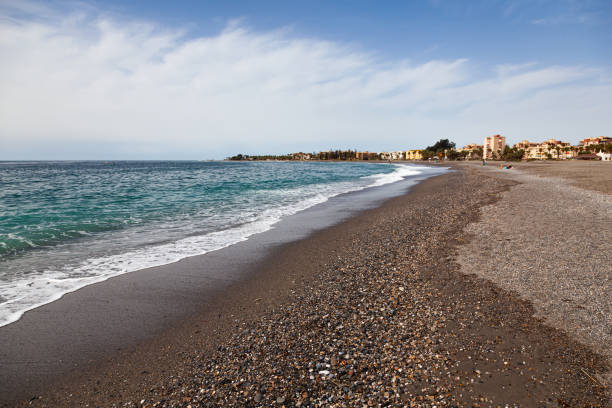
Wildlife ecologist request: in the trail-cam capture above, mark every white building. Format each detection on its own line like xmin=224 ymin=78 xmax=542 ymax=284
xmin=596 ymin=151 xmax=612 ymax=161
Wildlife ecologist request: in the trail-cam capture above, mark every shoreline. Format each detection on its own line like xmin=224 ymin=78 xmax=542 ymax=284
xmin=0 ymin=166 xmax=445 ymax=405
xmin=3 ymin=166 xmax=609 ymax=406
xmin=0 ymin=161 xmax=424 ymax=329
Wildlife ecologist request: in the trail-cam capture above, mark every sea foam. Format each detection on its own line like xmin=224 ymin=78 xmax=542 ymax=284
xmin=0 ymin=163 xmax=425 ymax=327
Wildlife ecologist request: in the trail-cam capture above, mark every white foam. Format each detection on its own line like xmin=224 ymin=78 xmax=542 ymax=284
xmin=364 ymin=165 xmax=427 ymax=187
xmin=0 ymin=164 xmax=424 ymax=327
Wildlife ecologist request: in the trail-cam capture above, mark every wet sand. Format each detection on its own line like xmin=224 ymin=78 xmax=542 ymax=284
xmin=0 ymin=169 xmax=440 ymax=405
xmin=2 ymin=167 xmax=609 ymax=407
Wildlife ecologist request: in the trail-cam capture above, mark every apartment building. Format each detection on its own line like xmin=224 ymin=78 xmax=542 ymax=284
xmin=456 ymin=143 xmax=483 ymax=159
xmin=514 ymin=140 xmax=538 ymax=150
xmin=355 ymin=151 xmax=379 ymax=160
xmin=405 ymin=150 xmax=424 ymax=160
xmin=518 ymin=139 xmax=575 ymax=160
xmin=579 ymin=136 xmax=612 ymax=147
xmin=483 ymin=134 xmax=506 ymax=159
xmin=385 ymin=151 xmax=405 ymax=161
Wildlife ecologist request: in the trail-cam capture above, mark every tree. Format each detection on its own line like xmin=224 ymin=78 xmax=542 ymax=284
xmin=421 ymin=150 xmax=435 ymax=160
xmin=501 ymin=146 xmax=524 ymax=161
xmin=562 ymin=146 xmax=571 ymax=159
xmin=426 ymin=139 xmax=456 ymax=153
xmin=445 ymin=149 xmax=462 ymax=160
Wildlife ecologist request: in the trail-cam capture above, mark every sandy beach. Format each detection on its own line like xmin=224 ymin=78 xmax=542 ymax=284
xmin=2 ymin=164 xmax=609 ymax=407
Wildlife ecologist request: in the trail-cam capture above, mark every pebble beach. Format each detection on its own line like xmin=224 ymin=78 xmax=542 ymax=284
xmin=7 ymin=165 xmax=610 ymax=407
xmin=3 ymin=1 xmax=610 ymax=406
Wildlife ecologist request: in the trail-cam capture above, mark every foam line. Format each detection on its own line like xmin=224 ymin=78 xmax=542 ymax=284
xmin=0 ymin=164 xmax=423 ymax=327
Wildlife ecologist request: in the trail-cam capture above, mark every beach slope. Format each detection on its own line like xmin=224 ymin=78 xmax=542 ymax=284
xmin=8 ymin=167 xmax=609 ymax=407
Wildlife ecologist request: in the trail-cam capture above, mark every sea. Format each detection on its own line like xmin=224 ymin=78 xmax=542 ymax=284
xmin=0 ymin=160 xmax=435 ymax=327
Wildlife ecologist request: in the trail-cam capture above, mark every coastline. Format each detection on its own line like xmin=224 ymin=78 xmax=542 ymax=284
xmin=2 ymin=165 xmax=609 ymax=406
xmin=0 ymin=166 xmax=444 ymax=405
xmin=0 ymin=161 xmax=425 ymax=329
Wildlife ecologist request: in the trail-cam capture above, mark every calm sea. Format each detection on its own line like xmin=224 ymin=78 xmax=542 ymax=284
xmin=0 ymin=160 xmax=427 ymax=326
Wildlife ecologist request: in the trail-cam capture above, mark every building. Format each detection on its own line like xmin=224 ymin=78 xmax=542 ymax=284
xmin=456 ymin=144 xmax=483 ymax=160
xmin=405 ymin=150 xmax=424 ymax=160
xmin=518 ymin=139 xmax=576 ymax=160
xmin=390 ymin=151 xmax=405 ymax=160
xmin=380 ymin=151 xmax=404 ymax=160
xmin=291 ymin=152 xmax=312 ymax=160
xmin=596 ymin=151 xmax=612 ymax=161
xmin=483 ymin=134 xmax=506 ymax=159
xmin=514 ymin=140 xmax=538 ymax=150
xmin=355 ymin=151 xmax=379 ymax=160
xmin=579 ymin=136 xmax=612 ymax=147
xmin=514 ymin=140 xmax=539 ymax=159
xmin=539 ymin=139 xmax=572 ymax=159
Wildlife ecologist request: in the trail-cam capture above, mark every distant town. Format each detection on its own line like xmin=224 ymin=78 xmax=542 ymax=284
xmin=228 ymin=136 xmax=612 ymax=162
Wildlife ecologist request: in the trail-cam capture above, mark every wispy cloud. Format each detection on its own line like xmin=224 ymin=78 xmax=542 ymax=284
xmin=0 ymin=2 xmax=610 ymax=159
xmin=531 ymin=13 xmax=598 ymax=25
xmin=529 ymin=0 xmax=603 ymax=25
xmin=474 ymin=0 xmax=606 ymax=26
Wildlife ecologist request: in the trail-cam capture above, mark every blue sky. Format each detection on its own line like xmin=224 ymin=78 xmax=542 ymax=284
xmin=0 ymin=0 xmax=610 ymax=159
xmin=101 ymin=0 xmax=612 ymax=65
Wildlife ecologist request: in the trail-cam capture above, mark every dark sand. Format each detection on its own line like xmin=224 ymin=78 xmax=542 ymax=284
xmin=0 ymin=170 xmax=439 ymax=404
xmin=3 ymin=168 xmax=608 ymax=407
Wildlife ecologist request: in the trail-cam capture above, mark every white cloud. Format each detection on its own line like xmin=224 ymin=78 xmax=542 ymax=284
xmin=531 ymin=13 xmax=597 ymax=25
xmin=0 ymin=3 xmax=610 ymax=159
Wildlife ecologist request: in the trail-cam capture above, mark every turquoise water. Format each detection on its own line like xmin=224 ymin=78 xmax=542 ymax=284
xmin=0 ymin=161 xmax=425 ymax=326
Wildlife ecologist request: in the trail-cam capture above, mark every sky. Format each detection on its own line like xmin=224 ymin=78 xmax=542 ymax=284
xmin=0 ymin=0 xmax=610 ymax=159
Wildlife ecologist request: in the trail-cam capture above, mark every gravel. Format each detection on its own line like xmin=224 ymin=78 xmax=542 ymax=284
xmin=23 ymin=169 xmax=608 ymax=407
xmin=457 ymin=165 xmax=612 ymax=390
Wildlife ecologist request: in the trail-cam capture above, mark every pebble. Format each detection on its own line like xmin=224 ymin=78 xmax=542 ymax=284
xmin=26 ymin=169 xmax=607 ymax=408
